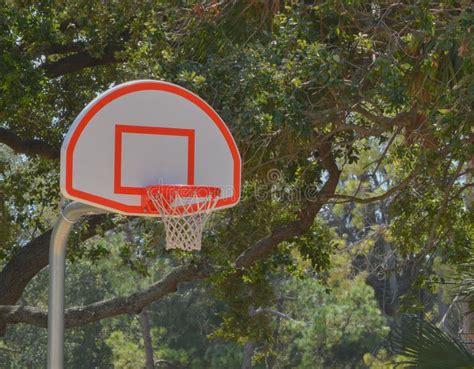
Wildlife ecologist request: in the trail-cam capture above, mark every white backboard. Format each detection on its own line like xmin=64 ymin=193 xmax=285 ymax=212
xmin=60 ymin=80 xmax=241 ymax=216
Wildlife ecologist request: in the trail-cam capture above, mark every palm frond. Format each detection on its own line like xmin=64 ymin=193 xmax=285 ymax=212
xmin=390 ymin=315 xmax=474 ymax=369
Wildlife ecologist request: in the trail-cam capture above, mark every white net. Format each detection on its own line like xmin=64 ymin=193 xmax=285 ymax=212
xmin=146 ymin=186 xmax=220 ymax=251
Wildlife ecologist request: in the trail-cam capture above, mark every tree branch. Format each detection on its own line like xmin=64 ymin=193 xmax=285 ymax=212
xmin=0 ymin=128 xmax=59 ymax=160
xmin=249 ymin=306 xmax=302 ymax=324
xmin=332 ymin=122 xmax=387 ymax=138
xmin=327 ymin=106 xmax=420 ymax=139
xmin=236 ymin=140 xmax=341 ymax=268
xmin=41 ymin=31 xmax=130 ymax=78
xmin=0 ymin=264 xmax=207 ymax=328
xmin=42 ymin=49 xmax=118 ymax=78
xmin=328 ymin=170 xmax=415 ymax=204
xmin=352 ymin=105 xmax=418 ymax=128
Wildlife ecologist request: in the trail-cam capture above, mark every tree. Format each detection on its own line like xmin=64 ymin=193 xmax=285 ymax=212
xmin=0 ymin=1 xmax=473 ymax=365
xmin=267 ymin=253 xmax=389 ymax=369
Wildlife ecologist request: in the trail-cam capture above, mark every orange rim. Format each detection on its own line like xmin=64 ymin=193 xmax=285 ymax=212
xmin=142 ymin=185 xmax=221 ymax=215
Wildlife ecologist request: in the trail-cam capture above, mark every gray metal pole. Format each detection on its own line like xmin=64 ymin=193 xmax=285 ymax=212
xmin=47 ymin=202 xmax=107 ymax=369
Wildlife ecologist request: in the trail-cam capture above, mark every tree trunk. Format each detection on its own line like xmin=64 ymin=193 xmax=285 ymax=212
xmin=241 ymin=341 xmax=254 ymax=369
xmin=139 ymin=307 xmax=155 ymax=369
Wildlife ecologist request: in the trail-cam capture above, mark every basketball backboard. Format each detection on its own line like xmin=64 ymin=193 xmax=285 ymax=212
xmin=60 ymin=80 xmax=241 ymax=216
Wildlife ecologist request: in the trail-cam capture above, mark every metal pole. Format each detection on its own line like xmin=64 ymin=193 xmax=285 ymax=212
xmin=47 ymin=202 xmax=107 ymax=369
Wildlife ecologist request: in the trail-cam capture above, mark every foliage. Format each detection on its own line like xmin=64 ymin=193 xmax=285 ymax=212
xmin=106 ymin=330 xmax=145 ymax=369
xmin=274 ymin=254 xmax=389 ymax=369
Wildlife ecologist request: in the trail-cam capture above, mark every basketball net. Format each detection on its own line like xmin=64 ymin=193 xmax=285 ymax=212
xmin=145 ymin=185 xmax=221 ymax=251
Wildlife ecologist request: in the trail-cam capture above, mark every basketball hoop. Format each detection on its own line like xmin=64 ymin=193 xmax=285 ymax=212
xmin=53 ymin=80 xmax=241 ymax=369
xmin=143 ymin=185 xmax=221 ymax=251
